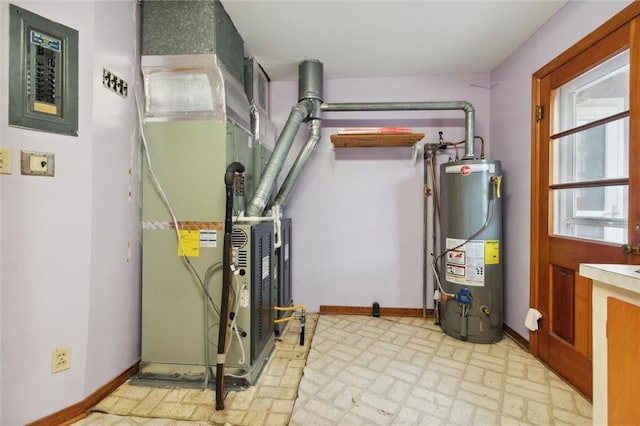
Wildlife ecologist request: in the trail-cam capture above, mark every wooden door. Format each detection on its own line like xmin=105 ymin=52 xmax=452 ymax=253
xmin=531 ymin=7 xmax=640 ymax=400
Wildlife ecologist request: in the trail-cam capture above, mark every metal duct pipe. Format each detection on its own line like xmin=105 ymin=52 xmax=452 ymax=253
xmin=321 ymin=101 xmax=476 ymax=159
xmin=246 ymin=99 xmax=314 ymax=216
xmin=298 ymin=60 xmax=324 ymax=102
xmin=246 ymin=60 xmax=323 ymax=216
xmin=271 ymin=116 xmax=321 ymax=209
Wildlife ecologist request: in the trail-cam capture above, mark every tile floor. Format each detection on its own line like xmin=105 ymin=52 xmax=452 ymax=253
xmin=74 ymin=315 xmax=317 ymax=426
xmin=74 ymin=314 xmax=592 ymax=425
xmin=290 ymin=315 xmax=591 ymax=425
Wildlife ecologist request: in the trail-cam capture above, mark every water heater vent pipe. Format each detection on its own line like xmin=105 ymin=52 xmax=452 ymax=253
xmin=271 ymin=115 xmax=321 ymax=209
xmin=246 ymin=59 xmax=324 ymax=217
xmin=246 ymin=99 xmax=314 ymax=216
xmin=247 ymin=60 xmax=478 ymax=218
xmin=320 ymin=101 xmax=476 ymax=159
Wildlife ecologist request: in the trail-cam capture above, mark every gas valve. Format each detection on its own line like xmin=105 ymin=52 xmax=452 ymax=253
xmin=457 ymin=288 xmax=472 ymax=305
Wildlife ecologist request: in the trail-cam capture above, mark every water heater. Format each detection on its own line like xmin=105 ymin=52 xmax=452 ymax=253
xmin=439 ymin=159 xmax=503 ymax=343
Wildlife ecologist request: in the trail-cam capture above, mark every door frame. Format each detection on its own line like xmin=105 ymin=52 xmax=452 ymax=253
xmin=530 ymin=2 xmax=640 ymax=367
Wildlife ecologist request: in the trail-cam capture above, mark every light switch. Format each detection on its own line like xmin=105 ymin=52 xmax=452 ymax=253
xmin=0 ymin=148 xmax=12 ymax=174
xmin=21 ymin=150 xmax=55 ymax=177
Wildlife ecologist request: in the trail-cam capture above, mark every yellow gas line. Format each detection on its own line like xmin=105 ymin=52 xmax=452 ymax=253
xmin=273 ymin=304 xmax=306 ymax=345
xmin=273 ymin=304 xmax=306 ymax=323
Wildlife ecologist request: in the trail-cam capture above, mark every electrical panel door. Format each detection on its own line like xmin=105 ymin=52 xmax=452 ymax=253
xmin=9 ymin=5 xmax=78 ymax=136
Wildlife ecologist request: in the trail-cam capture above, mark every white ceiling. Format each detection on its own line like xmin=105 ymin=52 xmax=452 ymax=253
xmin=220 ymin=0 xmax=567 ymax=81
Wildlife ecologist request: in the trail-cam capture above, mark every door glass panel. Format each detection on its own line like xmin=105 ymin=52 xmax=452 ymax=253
xmin=554 ymin=50 xmax=629 ymax=134
xmin=553 ymin=186 xmax=628 ymax=244
xmin=552 ymin=118 xmax=628 ymax=185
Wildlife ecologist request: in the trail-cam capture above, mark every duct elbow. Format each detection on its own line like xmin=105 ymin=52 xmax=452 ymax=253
xmin=461 ymin=101 xmax=475 ymax=113
xmin=292 ymin=99 xmax=314 ymax=120
xmin=246 ymin=198 xmax=266 ymax=217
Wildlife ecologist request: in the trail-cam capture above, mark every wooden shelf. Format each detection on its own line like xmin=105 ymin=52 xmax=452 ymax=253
xmin=330 ymin=133 xmax=425 ymax=148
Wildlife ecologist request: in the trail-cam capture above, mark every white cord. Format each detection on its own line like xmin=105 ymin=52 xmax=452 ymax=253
xmin=430 ymin=255 xmax=456 ymax=298
xmin=133 ymin=89 xmax=184 ymax=252
xmin=226 ymin=275 xmax=247 ymax=366
xmin=133 ymin=72 xmax=222 ymax=344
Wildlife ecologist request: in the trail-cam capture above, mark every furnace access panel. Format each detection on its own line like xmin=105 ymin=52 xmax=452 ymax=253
xmin=9 ymin=4 xmax=78 ymax=136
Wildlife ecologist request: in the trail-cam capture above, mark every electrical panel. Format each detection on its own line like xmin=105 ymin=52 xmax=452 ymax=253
xmin=9 ymin=5 xmax=79 ymax=136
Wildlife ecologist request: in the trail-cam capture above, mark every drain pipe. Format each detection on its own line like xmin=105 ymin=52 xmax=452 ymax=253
xmin=246 ymin=60 xmax=323 ymax=217
xmin=216 ymin=161 xmax=245 ymax=411
xmin=321 ymin=101 xmax=476 ymax=159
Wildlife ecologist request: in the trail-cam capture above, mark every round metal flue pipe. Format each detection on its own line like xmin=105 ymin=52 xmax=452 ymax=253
xmin=298 ymin=59 xmax=324 ymax=102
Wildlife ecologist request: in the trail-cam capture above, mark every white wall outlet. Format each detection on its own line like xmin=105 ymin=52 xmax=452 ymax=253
xmin=0 ymin=148 xmax=12 ymax=174
xmin=52 ymin=346 xmax=70 ymax=373
xmin=20 ymin=150 xmax=55 ymax=177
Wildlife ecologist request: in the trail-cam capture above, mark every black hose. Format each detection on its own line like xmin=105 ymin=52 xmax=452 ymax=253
xmin=216 ymin=161 xmax=245 ymax=411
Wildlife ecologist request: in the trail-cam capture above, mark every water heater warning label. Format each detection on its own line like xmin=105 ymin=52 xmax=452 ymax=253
xmin=484 ymin=240 xmax=499 ymax=264
xmin=445 ymin=238 xmax=485 ymax=286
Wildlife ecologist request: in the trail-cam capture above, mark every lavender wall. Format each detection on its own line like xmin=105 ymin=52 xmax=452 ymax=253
xmin=270 ymin=74 xmax=491 ymax=313
xmin=85 ymin=0 xmax=141 ymax=395
xmin=0 ymin=1 xmax=634 ymax=422
xmin=0 ymin=1 xmax=140 ymax=424
xmin=489 ymin=0 xmax=632 ymax=339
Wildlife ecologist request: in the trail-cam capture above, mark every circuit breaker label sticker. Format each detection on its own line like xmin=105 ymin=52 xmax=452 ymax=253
xmin=31 ymin=31 xmax=61 ymax=52
xmin=33 ymin=101 xmax=57 ymax=115
xmin=445 ymin=238 xmax=485 ymax=286
xmin=200 ymin=230 xmax=217 ymax=248
xmin=178 ymin=230 xmax=200 ymax=257
xmin=485 ymin=240 xmax=499 ymax=265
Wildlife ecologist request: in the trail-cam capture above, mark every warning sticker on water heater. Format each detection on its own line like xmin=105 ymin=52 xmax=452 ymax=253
xmin=445 ymin=238 xmax=485 ymax=286
xmin=484 ymin=240 xmax=499 ymax=265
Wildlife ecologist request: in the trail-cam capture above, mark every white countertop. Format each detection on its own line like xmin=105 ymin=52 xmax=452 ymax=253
xmin=579 ymin=264 xmax=640 ymax=295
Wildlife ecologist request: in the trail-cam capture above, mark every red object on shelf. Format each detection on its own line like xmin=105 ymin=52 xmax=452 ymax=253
xmin=337 ymin=126 xmax=413 ymax=135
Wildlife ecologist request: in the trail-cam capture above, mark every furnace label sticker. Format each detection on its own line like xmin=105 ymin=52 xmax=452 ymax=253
xmin=445 ymin=238 xmax=485 ymax=286
xmin=178 ymin=230 xmax=200 ymax=257
xmin=200 ymin=230 xmax=217 ymax=248
xmin=262 ymin=255 xmax=270 ymax=280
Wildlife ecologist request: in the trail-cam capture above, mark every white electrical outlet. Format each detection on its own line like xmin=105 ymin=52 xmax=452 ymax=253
xmin=52 ymin=346 xmax=71 ymax=373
